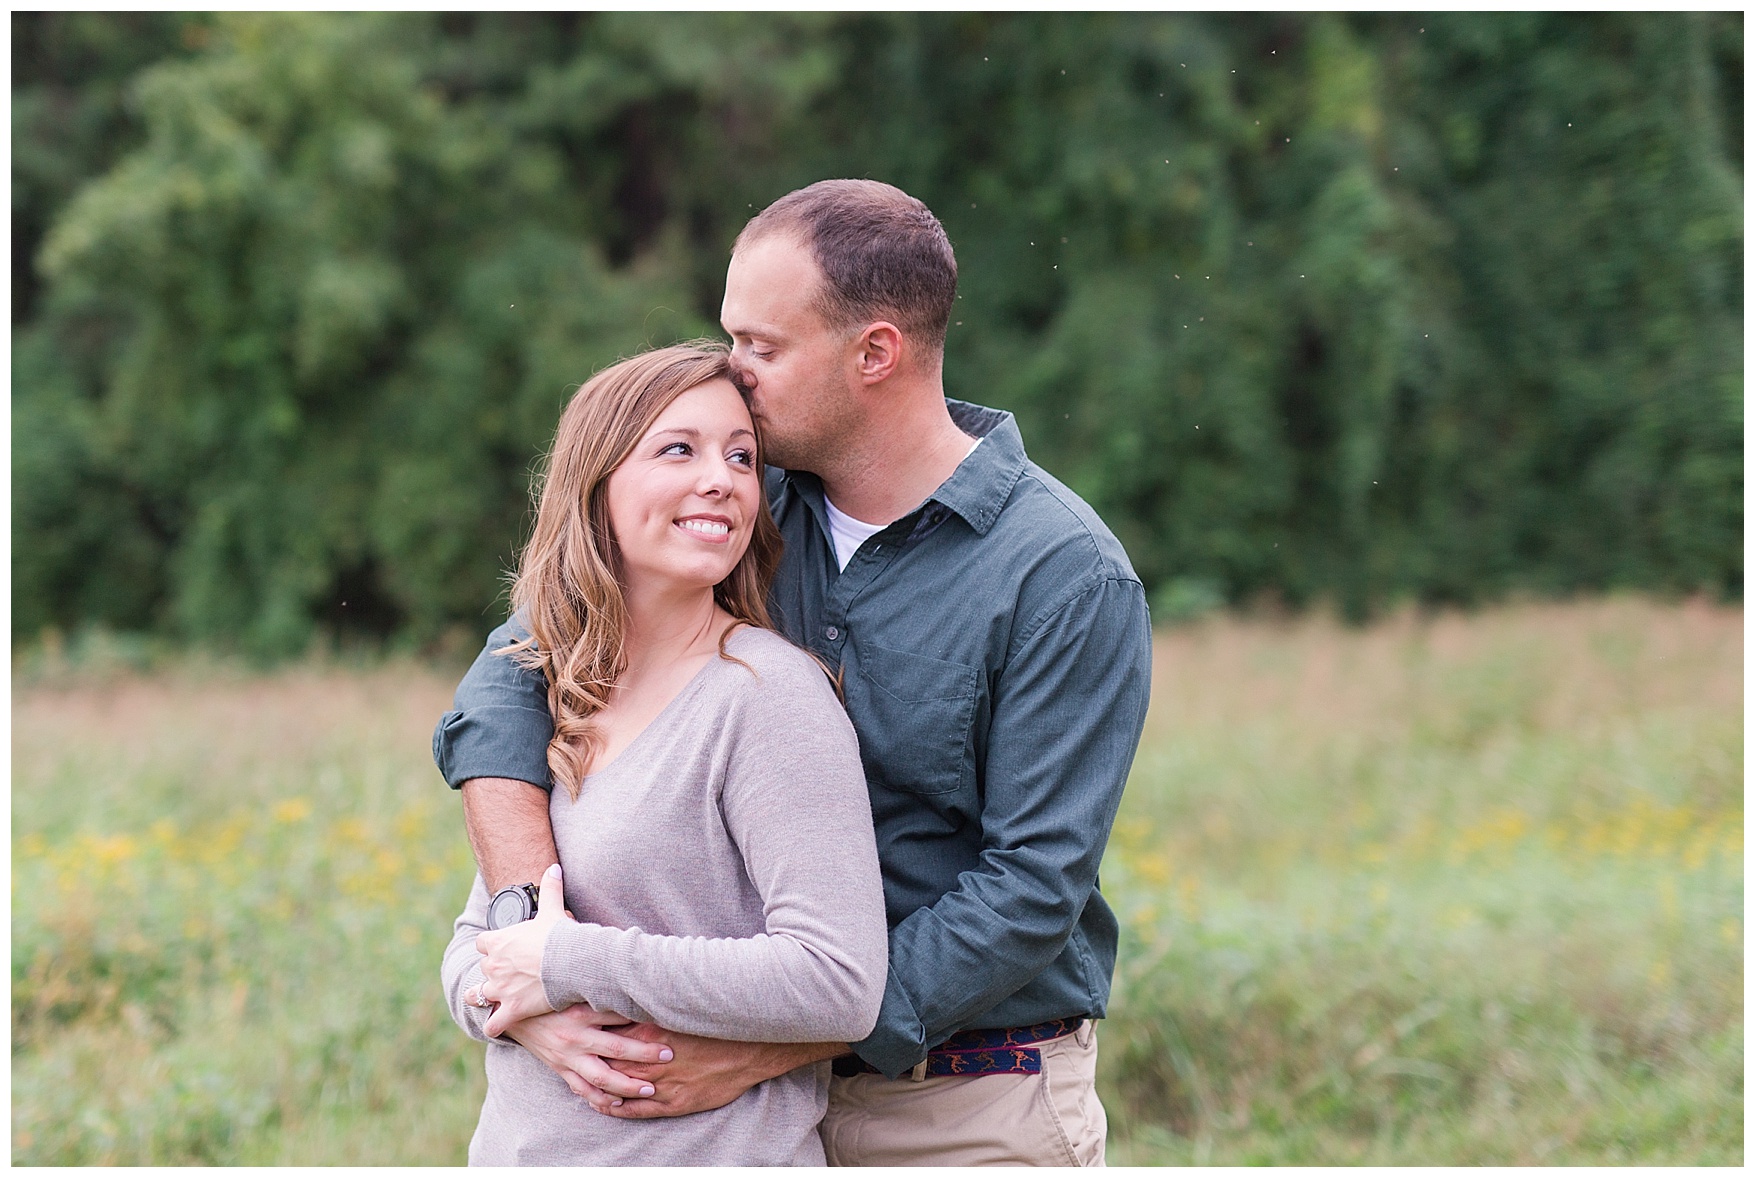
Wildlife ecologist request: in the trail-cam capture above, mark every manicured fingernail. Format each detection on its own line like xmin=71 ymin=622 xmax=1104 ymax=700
xmin=639 ymin=1085 xmax=655 ymax=1097
xmin=611 ymin=1099 xmax=623 ymax=1107
xmin=546 ymin=863 xmax=562 ymax=879
xmin=658 ymin=1048 xmax=674 ymax=1061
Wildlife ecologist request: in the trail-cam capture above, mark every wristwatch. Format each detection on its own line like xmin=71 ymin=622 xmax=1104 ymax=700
xmin=486 ymin=882 xmax=541 ymax=930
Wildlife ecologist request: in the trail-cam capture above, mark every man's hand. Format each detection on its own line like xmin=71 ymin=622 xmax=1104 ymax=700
xmin=474 ymin=863 xmax=571 ymax=1036
xmin=578 ymin=1026 xmax=846 ymax=1119
xmin=501 ymin=1005 xmax=677 ymax=1104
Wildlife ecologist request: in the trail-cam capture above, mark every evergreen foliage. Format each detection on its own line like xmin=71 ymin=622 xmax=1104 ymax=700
xmin=13 ymin=13 xmax=1742 ymax=654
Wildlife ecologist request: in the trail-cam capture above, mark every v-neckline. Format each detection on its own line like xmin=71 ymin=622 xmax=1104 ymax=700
xmin=574 ymin=633 xmax=735 ymax=784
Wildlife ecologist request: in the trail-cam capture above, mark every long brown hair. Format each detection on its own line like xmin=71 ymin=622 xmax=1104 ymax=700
xmin=500 ymin=340 xmax=782 ymax=799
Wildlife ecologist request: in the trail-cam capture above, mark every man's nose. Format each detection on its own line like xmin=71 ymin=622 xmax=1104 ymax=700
xmin=729 ymin=366 xmax=754 ymax=397
xmin=726 ymin=352 xmax=754 ymax=395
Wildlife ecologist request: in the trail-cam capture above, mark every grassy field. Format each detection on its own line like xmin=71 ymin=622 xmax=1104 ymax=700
xmin=11 ymin=597 xmax=1742 ymax=1164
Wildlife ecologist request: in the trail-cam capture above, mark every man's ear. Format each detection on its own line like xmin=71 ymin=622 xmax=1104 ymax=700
xmin=854 ymin=322 xmax=902 ymax=385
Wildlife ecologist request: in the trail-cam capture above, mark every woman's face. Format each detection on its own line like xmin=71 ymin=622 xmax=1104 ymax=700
xmin=605 ymin=377 xmax=762 ymax=601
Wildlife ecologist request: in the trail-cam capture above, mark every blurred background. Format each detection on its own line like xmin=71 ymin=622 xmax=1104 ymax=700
xmin=13 ymin=10 xmax=1742 ymax=654
xmin=11 ymin=11 xmax=1743 ymax=1165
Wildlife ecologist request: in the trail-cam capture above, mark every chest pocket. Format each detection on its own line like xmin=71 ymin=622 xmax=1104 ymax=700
xmin=852 ymin=641 xmax=979 ymax=796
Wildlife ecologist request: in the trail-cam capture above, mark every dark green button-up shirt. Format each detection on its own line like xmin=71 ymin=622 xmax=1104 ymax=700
xmin=434 ymin=400 xmax=1153 ymax=1077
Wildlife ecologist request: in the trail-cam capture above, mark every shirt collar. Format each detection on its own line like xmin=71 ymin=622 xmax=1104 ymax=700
xmin=931 ymin=400 xmax=1028 ymax=536
xmin=778 ymin=399 xmax=1027 ymax=539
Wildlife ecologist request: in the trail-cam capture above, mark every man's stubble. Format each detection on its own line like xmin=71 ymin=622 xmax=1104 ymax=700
xmin=741 ymin=364 xmax=861 ymax=480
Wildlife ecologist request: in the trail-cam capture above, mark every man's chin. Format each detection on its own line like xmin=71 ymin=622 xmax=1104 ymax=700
xmin=754 ymin=421 xmax=832 ymax=473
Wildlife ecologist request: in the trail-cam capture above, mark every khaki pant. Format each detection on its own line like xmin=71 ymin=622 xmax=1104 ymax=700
xmin=819 ymin=1021 xmax=1106 ymax=1166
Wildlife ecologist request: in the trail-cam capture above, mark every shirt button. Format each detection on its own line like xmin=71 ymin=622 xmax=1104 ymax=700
xmin=825 ymin=626 xmax=840 ymax=641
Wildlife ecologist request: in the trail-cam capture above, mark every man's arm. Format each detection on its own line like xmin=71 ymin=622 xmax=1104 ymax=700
xmin=579 ymin=1032 xmax=840 ymax=1118
xmin=462 ymin=777 xmax=557 ymax=894
xmin=435 ymin=620 xmax=560 ymax=893
xmin=851 ymin=575 xmax=1152 ymax=1077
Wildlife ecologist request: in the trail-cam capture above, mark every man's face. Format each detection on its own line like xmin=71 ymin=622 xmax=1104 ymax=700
xmin=720 ymin=233 xmax=859 ymax=472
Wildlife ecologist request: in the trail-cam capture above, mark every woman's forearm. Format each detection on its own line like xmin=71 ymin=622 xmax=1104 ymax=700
xmin=440 ymin=879 xmax=497 ymax=1042
xmin=540 ymin=921 xmax=885 ymax=1044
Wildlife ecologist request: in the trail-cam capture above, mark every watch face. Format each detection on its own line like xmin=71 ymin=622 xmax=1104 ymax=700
xmin=487 ymin=887 xmax=531 ymax=930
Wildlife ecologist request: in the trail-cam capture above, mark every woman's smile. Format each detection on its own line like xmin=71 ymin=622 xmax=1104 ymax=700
xmin=675 ymin=514 xmax=733 ymax=541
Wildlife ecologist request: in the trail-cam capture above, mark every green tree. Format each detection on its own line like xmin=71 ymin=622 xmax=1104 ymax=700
xmin=20 ymin=14 xmax=700 ymax=652
xmin=12 ymin=13 xmax=1741 ymax=652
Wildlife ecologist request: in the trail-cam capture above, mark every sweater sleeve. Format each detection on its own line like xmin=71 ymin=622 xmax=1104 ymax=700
xmin=438 ymin=874 xmax=496 ymax=1042
xmin=539 ymin=653 xmax=888 ymax=1043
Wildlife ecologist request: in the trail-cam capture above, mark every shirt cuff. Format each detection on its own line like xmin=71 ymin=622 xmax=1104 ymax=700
xmin=432 ymin=705 xmax=555 ymax=791
xmin=847 ymin=963 xmax=929 ymax=1078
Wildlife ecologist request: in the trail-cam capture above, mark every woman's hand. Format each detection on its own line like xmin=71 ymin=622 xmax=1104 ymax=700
xmin=473 ymin=862 xmax=571 ymax=1037
xmin=503 ymin=1006 xmax=674 ymax=1107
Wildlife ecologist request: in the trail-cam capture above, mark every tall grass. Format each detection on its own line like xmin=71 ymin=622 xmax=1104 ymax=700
xmin=1100 ymin=597 xmax=1742 ymax=1164
xmin=11 ymin=598 xmax=1741 ymax=1164
xmin=11 ymin=658 xmax=481 ymax=1164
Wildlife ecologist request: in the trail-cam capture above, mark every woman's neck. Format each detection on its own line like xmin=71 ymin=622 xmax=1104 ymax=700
xmin=619 ymin=582 xmax=725 ymax=676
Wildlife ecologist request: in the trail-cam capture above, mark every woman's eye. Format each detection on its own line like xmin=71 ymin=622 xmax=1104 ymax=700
xmin=729 ymin=448 xmax=755 ymax=467
xmin=660 ymin=442 xmax=692 ymax=457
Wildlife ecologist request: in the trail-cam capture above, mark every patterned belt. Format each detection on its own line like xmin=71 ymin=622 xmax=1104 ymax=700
xmin=831 ymin=1018 xmax=1085 ymax=1081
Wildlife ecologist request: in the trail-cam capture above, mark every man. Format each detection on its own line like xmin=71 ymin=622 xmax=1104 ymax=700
xmin=434 ymin=179 xmax=1152 ymax=1165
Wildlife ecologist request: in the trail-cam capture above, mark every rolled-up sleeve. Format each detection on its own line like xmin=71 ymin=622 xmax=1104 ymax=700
xmin=433 ymin=620 xmax=555 ymax=791
xmin=850 ymin=575 xmax=1152 ymax=1076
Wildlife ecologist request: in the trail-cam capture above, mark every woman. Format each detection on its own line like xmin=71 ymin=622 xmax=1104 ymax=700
xmin=439 ymin=341 xmax=887 ymax=1166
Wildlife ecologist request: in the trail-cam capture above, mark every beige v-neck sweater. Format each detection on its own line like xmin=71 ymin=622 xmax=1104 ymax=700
xmin=440 ymin=626 xmax=887 ymax=1166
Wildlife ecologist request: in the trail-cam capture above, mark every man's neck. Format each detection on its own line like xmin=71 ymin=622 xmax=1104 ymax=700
xmin=817 ymin=390 xmax=975 ymax=526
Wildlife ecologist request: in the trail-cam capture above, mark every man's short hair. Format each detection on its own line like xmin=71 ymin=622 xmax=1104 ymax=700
xmin=735 ymin=179 xmax=958 ymax=356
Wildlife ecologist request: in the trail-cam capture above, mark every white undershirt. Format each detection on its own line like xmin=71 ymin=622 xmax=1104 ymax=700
xmin=822 ymin=498 xmax=887 ymax=572
xmin=822 ymin=437 xmax=982 ymax=572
